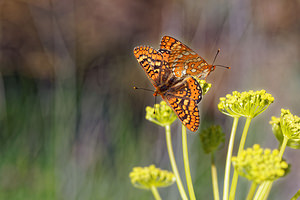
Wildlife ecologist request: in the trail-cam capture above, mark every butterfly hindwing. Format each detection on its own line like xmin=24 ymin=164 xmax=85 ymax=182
xmin=164 ymin=76 xmax=202 ymax=131
xmin=160 ymin=36 xmax=214 ymax=79
xmin=167 ymin=76 xmax=202 ymax=103
xmin=164 ymin=96 xmax=200 ymax=132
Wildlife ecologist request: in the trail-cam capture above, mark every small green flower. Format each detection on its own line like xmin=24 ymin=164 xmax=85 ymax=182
xmin=197 ymin=79 xmax=212 ymax=96
xmin=270 ymin=115 xmax=300 ymax=149
xmin=129 ymin=165 xmax=175 ymax=190
xmin=218 ymin=90 xmax=274 ymax=118
xmin=232 ymin=144 xmax=289 ymax=184
xmin=145 ymin=101 xmax=177 ymax=127
xmin=200 ymin=125 xmax=225 ymax=154
xmin=280 ymin=109 xmax=300 ymax=140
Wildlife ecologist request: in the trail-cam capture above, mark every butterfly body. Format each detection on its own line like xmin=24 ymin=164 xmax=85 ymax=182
xmin=134 ymin=46 xmax=202 ymax=132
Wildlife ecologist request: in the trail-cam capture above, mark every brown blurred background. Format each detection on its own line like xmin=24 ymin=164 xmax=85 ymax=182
xmin=0 ymin=0 xmax=299 ymax=199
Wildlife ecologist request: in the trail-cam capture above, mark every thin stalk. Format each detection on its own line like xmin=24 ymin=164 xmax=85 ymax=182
xmin=165 ymin=125 xmax=188 ymax=200
xmin=211 ymin=153 xmax=220 ymax=200
xmin=246 ymin=182 xmax=258 ymax=200
xmin=279 ymin=136 xmax=288 ymax=159
xmin=253 ymin=181 xmax=271 ymax=200
xmin=229 ymin=117 xmax=252 ymax=200
xmin=151 ymin=186 xmax=162 ymax=200
xmin=182 ymin=125 xmax=196 ymax=200
xmin=253 ymin=182 xmax=265 ymax=200
xmin=223 ymin=117 xmax=239 ymax=200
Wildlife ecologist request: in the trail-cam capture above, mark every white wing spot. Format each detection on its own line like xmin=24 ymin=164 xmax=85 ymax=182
xmin=191 ymin=69 xmax=197 ymax=73
xmin=183 ymin=51 xmax=190 ymax=56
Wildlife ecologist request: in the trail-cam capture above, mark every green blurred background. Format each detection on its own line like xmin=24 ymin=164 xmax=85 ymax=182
xmin=0 ymin=0 xmax=299 ymax=199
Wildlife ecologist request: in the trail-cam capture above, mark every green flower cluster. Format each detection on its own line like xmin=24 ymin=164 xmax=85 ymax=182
xmin=218 ymin=90 xmax=274 ymax=118
xmin=232 ymin=144 xmax=288 ymax=184
xmin=270 ymin=111 xmax=300 ymax=149
xmin=200 ymin=125 xmax=225 ymax=154
xmin=129 ymin=165 xmax=175 ymax=189
xmin=279 ymin=109 xmax=300 ymax=140
xmin=197 ymin=79 xmax=212 ymax=96
xmin=145 ymin=101 xmax=177 ymax=127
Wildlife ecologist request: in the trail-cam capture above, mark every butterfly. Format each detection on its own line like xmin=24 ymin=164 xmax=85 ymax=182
xmin=160 ymin=36 xmax=217 ymax=80
xmin=133 ymin=46 xmax=202 ymax=132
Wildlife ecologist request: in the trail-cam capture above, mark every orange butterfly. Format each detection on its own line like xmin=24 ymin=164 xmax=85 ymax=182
xmin=160 ymin=36 xmax=226 ymax=80
xmin=133 ymin=46 xmax=202 ymax=132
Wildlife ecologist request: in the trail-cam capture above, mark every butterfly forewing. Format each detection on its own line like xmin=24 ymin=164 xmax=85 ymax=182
xmin=133 ymin=46 xmax=164 ymax=86
xmin=160 ymin=36 xmax=214 ymax=79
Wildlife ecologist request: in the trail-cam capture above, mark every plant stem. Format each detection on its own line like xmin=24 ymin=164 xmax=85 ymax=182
xmin=229 ymin=117 xmax=252 ymax=200
xmin=246 ymin=182 xmax=258 ymax=200
xmin=182 ymin=125 xmax=196 ymax=200
xmin=211 ymin=153 xmax=220 ymax=200
xmin=165 ymin=125 xmax=188 ymax=200
xmin=151 ymin=186 xmax=162 ymax=200
xmin=279 ymin=136 xmax=288 ymax=159
xmin=223 ymin=117 xmax=239 ymax=200
xmin=253 ymin=181 xmax=271 ymax=200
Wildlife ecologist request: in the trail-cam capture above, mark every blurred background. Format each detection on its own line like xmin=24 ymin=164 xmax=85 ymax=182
xmin=0 ymin=0 xmax=299 ymax=199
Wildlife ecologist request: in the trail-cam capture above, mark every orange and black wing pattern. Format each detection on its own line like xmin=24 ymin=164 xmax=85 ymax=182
xmin=160 ymin=36 xmax=214 ymax=79
xmin=133 ymin=46 xmax=165 ymax=86
xmin=133 ymin=44 xmax=202 ymax=132
xmin=164 ymin=76 xmax=202 ymax=132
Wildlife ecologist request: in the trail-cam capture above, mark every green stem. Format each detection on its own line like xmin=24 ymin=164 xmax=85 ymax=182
xmin=246 ymin=182 xmax=258 ymax=200
xmin=237 ymin=117 xmax=252 ymax=155
xmin=229 ymin=117 xmax=252 ymax=200
xmin=279 ymin=136 xmax=288 ymax=159
xmin=182 ymin=125 xmax=196 ymax=200
xmin=211 ymin=153 xmax=220 ymax=200
xmin=253 ymin=181 xmax=272 ymax=200
xmin=151 ymin=186 xmax=162 ymax=200
xmin=223 ymin=117 xmax=239 ymax=200
xmin=165 ymin=125 xmax=188 ymax=200
xmin=253 ymin=182 xmax=265 ymax=200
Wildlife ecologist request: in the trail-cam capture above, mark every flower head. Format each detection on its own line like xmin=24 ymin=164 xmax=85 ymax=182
xmin=145 ymin=101 xmax=177 ymax=127
xmin=232 ymin=144 xmax=289 ymax=184
xmin=279 ymin=109 xmax=300 ymax=140
xmin=197 ymin=79 xmax=212 ymax=96
xmin=270 ymin=115 xmax=300 ymax=149
xmin=200 ymin=125 xmax=225 ymax=154
xmin=129 ymin=165 xmax=175 ymax=189
xmin=218 ymin=90 xmax=274 ymax=118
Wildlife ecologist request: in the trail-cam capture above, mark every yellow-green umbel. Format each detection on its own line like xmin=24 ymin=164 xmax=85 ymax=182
xmin=279 ymin=109 xmax=300 ymax=140
xmin=218 ymin=90 xmax=274 ymax=118
xmin=129 ymin=165 xmax=175 ymax=189
xmin=232 ymin=144 xmax=288 ymax=184
xmin=270 ymin=114 xmax=300 ymax=149
xmin=145 ymin=101 xmax=177 ymax=127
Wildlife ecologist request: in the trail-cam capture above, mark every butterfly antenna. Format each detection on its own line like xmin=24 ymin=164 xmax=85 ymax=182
xmin=133 ymin=87 xmax=155 ymax=92
xmin=211 ymin=49 xmax=231 ymax=69
xmin=212 ymin=49 xmax=220 ymax=66
xmin=133 ymin=86 xmax=157 ymax=114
